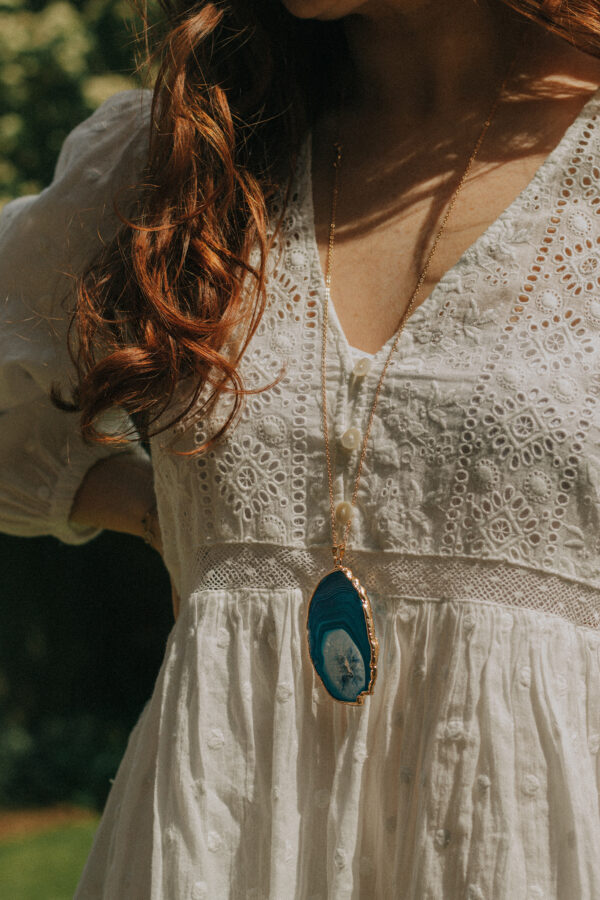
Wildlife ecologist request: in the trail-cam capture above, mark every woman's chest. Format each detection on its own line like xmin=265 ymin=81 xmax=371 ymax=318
xmin=313 ymin=151 xmax=553 ymax=356
xmin=152 ymin=114 xmax=600 ymax=589
xmin=310 ymin=87 xmax=600 ymax=356
xmin=154 ymin=250 xmax=600 ymax=590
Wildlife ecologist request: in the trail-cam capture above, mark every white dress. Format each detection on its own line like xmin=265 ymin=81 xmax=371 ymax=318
xmin=2 ymin=88 xmax=600 ymax=900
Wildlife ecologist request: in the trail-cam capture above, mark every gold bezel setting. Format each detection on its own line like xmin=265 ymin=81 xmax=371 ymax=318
xmin=306 ymin=565 xmax=379 ymax=706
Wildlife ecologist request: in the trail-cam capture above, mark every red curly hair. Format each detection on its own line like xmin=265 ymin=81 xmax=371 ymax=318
xmin=57 ymin=0 xmax=600 ymax=452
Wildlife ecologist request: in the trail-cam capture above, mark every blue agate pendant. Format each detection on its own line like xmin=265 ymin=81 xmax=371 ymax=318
xmin=307 ymin=566 xmax=379 ymax=705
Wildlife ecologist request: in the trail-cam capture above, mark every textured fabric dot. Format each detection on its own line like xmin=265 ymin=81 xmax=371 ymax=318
xmin=568 ymin=212 xmax=591 ymax=234
xmin=207 ymin=832 xmax=222 ymax=853
xmin=535 ymin=288 xmax=563 ymax=312
xmin=194 ymin=779 xmax=206 ymax=797
xmin=463 ymin=613 xmax=477 ymax=632
xmin=444 ymin=718 xmax=465 ymax=740
xmin=398 ymin=604 xmax=416 ymax=623
xmin=467 ymin=885 xmax=485 ymax=900
xmin=333 ymin=848 xmax=347 ymax=870
xmin=477 ymin=774 xmax=491 ymax=791
xmin=527 ymin=887 xmax=544 ymax=900
xmin=353 ymin=746 xmax=368 ymax=763
xmin=216 ymin=628 xmax=230 ymax=649
xmin=434 ymin=828 xmax=451 ymax=848
xmin=522 ymin=774 xmax=541 ymax=796
xmin=519 ymin=666 xmax=532 ymax=688
xmin=287 ymin=248 xmax=309 ymax=269
xmin=191 ymin=882 xmax=207 ymax=900
xmin=207 ymin=728 xmax=225 ymax=750
xmin=276 ymin=683 xmax=293 ymax=702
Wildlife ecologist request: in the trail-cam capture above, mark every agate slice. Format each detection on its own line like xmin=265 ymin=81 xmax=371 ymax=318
xmin=307 ymin=568 xmax=378 ymax=704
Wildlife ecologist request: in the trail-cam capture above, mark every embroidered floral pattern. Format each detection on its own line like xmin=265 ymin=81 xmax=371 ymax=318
xmin=152 ymin=99 xmax=600 ymax=602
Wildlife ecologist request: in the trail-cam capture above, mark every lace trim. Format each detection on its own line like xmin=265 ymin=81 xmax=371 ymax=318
xmin=190 ymin=544 xmax=600 ymax=631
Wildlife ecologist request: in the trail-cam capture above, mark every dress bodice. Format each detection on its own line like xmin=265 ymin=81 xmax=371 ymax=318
xmin=151 ymin=89 xmax=600 ymax=631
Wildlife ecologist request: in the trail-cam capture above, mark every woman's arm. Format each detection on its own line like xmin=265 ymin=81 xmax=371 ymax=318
xmin=68 ymin=452 xmax=159 ymax=547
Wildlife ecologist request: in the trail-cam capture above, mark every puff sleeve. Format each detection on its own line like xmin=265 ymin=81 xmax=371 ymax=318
xmin=0 ymin=90 xmax=153 ymax=544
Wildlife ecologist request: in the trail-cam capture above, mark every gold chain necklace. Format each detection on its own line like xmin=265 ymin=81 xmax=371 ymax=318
xmin=306 ymin=50 xmax=522 ymax=705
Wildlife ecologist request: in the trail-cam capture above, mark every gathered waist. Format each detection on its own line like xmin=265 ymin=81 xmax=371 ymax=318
xmin=184 ymin=543 xmax=600 ymax=631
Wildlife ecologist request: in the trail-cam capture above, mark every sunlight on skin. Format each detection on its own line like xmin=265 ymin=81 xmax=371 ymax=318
xmin=290 ymin=0 xmax=600 ymax=354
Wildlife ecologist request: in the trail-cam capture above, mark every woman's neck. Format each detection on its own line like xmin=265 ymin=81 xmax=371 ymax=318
xmin=342 ymin=0 xmax=531 ymax=122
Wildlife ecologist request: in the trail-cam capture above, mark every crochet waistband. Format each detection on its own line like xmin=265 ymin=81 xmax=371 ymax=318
xmin=188 ymin=544 xmax=600 ymax=631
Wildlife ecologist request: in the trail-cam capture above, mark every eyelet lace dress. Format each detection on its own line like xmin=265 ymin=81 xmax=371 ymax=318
xmin=2 ymin=88 xmax=600 ymax=899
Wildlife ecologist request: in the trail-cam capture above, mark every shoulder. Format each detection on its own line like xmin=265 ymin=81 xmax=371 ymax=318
xmin=0 ymin=90 xmax=153 ymax=299
xmin=53 ymin=89 xmax=153 ymax=186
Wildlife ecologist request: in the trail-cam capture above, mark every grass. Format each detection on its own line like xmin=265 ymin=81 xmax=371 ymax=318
xmin=0 ymin=819 xmax=99 ymax=900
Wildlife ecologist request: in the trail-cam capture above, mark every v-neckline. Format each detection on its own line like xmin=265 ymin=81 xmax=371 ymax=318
xmin=303 ymin=85 xmax=600 ymax=373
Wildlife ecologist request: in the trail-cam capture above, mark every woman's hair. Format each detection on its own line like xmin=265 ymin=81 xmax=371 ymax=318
xmin=59 ymin=0 xmax=600 ymax=452
xmin=517 ymin=0 xmax=600 ymax=51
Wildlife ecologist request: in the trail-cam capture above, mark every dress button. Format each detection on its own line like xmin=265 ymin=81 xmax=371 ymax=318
xmin=335 ymin=500 xmax=352 ymax=525
xmin=352 ymin=356 xmax=372 ymax=377
xmin=335 ymin=501 xmax=353 ymax=525
xmin=341 ymin=427 xmax=361 ymax=450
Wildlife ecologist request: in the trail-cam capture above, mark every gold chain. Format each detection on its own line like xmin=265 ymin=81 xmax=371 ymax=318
xmin=321 ymin=50 xmax=522 ymax=569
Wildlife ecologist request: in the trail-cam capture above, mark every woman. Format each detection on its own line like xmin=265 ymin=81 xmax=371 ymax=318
xmin=1 ymin=0 xmax=600 ymax=895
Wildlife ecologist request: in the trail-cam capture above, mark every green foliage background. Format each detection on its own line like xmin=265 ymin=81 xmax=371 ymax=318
xmin=0 ymin=0 xmax=144 ymax=205
xmin=0 ymin=0 xmax=172 ymax=812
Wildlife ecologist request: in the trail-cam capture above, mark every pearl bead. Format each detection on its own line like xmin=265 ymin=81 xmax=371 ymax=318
xmin=335 ymin=501 xmax=353 ymax=525
xmin=341 ymin=427 xmax=361 ymax=451
xmin=352 ymin=356 xmax=372 ymax=377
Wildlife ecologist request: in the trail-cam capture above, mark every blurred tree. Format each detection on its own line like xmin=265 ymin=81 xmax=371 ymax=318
xmin=0 ymin=0 xmax=172 ymax=810
xmin=0 ymin=531 xmax=173 ymax=809
xmin=0 ymin=0 xmax=146 ymax=205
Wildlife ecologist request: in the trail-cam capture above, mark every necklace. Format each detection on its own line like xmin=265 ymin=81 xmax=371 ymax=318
xmin=306 ymin=51 xmax=522 ymax=705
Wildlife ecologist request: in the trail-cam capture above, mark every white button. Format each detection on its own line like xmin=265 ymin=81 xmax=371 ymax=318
xmin=335 ymin=501 xmax=353 ymax=525
xmin=352 ymin=357 xmax=372 ymax=377
xmin=341 ymin=427 xmax=361 ymax=450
